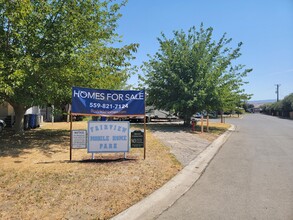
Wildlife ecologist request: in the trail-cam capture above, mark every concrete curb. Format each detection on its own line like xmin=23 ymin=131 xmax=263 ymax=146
xmin=112 ymin=125 xmax=236 ymax=220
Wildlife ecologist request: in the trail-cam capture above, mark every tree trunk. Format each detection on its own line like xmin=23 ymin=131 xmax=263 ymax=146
xmin=206 ymin=115 xmax=209 ymax=132
xmin=11 ymin=103 xmax=27 ymax=134
xmin=183 ymin=115 xmax=191 ymax=126
xmin=220 ymin=111 xmax=224 ymax=123
xmin=201 ymin=115 xmax=204 ymax=133
xmin=65 ymin=104 xmax=71 ymax=123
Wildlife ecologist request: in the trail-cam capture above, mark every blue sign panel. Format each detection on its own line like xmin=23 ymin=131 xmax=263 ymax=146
xmin=72 ymin=87 xmax=145 ymax=115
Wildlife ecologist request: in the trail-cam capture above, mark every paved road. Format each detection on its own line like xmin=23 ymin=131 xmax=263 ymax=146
xmin=157 ymin=114 xmax=293 ymax=220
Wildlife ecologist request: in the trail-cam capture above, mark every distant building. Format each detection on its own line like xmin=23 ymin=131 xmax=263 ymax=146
xmin=0 ymin=101 xmax=14 ymax=127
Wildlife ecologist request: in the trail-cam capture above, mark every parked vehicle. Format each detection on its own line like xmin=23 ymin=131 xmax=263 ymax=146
xmin=0 ymin=119 xmax=6 ymax=132
xmin=145 ymin=109 xmax=178 ymax=122
xmin=128 ymin=108 xmax=178 ymax=123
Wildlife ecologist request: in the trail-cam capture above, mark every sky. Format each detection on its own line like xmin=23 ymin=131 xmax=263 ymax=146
xmin=115 ymin=0 xmax=293 ymax=101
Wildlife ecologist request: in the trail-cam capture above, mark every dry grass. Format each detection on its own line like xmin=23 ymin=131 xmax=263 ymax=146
xmin=0 ymin=122 xmax=181 ymax=220
xmin=197 ymin=121 xmax=231 ymax=141
xmin=0 ymin=121 xmax=229 ymax=219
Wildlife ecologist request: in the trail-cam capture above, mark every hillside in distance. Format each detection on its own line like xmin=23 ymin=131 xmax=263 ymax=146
xmin=248 ymin=99 xmax=275 ymax=107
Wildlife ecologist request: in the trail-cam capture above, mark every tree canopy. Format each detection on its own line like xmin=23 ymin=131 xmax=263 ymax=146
xmin=0 ymin=0 xmax=138 ymax=132
xmin=142 ymin=24 xmax=252 ymax=124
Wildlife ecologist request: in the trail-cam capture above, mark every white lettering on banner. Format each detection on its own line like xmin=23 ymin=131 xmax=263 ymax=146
xmin=73 ymin=88 xmax=144 ymax=102
xmin=72 ymin=87 xmax=145 ymax=115
xmin=125 ymin=92 xmax=144 ymax=101
xmin=73 ymin=90 xmax=105 ymax=100
xmin=106 ymin=93 xmax=124 ymax=101
xmin=88 ymin=121 xmax=130 ymax=153
xmin=89 ymin=103 xmax=129 ymax=110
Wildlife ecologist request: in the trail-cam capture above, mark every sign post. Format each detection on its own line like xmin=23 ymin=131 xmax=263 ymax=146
xmin=143 ymin=90 xmax=146 ymax=159
xmin=70 ymin=87 xmax=146 ymax=160
xmin=70 ymin=112 xmax=73 ymax=161
xmin=143 ymin=115 xmax=146 ymax=159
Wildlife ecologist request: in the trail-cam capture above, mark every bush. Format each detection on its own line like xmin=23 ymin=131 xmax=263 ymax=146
xmin=261 ymin=93 xmax=293 ymax=117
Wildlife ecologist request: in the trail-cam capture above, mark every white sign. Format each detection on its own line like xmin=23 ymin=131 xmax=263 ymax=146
xmin=88 ymin=121 xmax=130 ymax=153
xmin=72 ymin=130 xmax=87 ymax=149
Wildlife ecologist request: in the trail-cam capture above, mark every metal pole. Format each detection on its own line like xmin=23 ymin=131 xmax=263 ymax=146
xmin=275 ymin=84 xmax=281 ymax=102
xmin=143 ymin=89 xmax=146 ymax=160
xmin=143 ymin=115 xmax=146 ymax=159
xmin=69 ymin=112 xmax=73 ymax=161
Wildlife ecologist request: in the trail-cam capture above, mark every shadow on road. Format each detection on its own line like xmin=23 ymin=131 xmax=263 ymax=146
xmin=133 ymin=122 xmax=227 ymax=135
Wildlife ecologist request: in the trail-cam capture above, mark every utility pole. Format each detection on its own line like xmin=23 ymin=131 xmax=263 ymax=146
xmin=275 ymin=84 xmax=281 ymax=102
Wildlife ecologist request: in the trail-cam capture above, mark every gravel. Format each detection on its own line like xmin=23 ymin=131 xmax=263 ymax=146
xmin=150 ymin=125 xmax=211 ymax=166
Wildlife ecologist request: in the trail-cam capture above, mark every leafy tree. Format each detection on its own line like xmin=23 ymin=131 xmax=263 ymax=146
xmin=243 ymin=102 xmax=255 ymax=112
xmin=261 ymin=93 xmax=293 ymax=117
xmin=0 ymin=0 xmax=138 ymax=133
xmin=282 ymin=93 xmax=293 ymax=113
xmin=260 ymin=103 xmax=271 ymax=114
xmin=271 ymin=101 xmax=282 ymax=115
xmin=142 ymin=24 xmax=252 ymax=124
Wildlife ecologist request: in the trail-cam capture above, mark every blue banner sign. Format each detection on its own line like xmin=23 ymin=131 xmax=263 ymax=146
xmin=72 ymin=87 xmax=145 ymax=115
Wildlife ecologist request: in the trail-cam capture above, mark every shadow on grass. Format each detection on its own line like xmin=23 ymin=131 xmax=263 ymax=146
xmin=0 ymin=128 xmax=70 ymax=158
xmin=133 ymin=123 xmax=227 ymax=135
xmin=0 ymin=122 xmax=227 ymax=158
xmin=133 ymin=123 xmax=191 ymax=133
xmin=35 ymin=157 xmax=138 ymax=165
xmin=77 ymin=157 xmax=137 ymax=164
